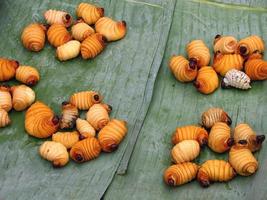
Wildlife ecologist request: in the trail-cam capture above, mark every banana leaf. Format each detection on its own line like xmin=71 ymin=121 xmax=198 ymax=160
xmin=0 ymin=0 xmax=174 ymax=199
xmin=106 ymin=0 xmax=267 ymax=199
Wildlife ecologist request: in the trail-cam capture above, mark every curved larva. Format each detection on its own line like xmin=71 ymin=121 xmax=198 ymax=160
xmin=0 ymin=58 xmax=19 ymax=81
xmin=56 ymin=40 xmax=81 ymax=61
xmin=76 ymin=118 xmax=96 ymax=138
xmin=71 ymin=21 xmax=95 ymax=41
xmin=44 ymin=9 xmax=72 ymax=27
xmin=0 ymin=108 xmax=11 ymax=128
xmin=11 ymin=85 xmax=35 ymax=111
xmin=39 ymin=141 xmax=69 ymax=167
xmin=15 ymin=66 xmax=40 ymax=86
xmin=237 ymin=35 xmax=265 ymax=56
xmin=59 ymin=102 xmax=79 ymax=130
xmin=222 ymin=69 xmax=251 ymax=90
xmin=52 ymin=131 xmax=79 ymax=149
xmin=213 ymin=35 xmax=238 ymax=54
xmin=168 ymin=55 xmax=197 ymax=82
xmin=76 ymin=3 xmax=104 ymax=25
xmin=47 ymin=24 xmax=72 ymax=47
xmin=163 ymin=162 xmax=199 ymax=186
xmin=171 ymin=140 xmax=200 ymax=164
xmin=21 ymin=23 xmax=46 ymax=52
xmin=245 ymin=56 xmax=267 ymax=81
xmin=194 ymin=66 xmax=219 ymax=94
xmin=0 ymin=85 xmax=12 ymax=112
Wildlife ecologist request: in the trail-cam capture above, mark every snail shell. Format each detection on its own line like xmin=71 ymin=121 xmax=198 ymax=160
xmin=0 ymin=85 xmax=12 ymax=112
xmin=52 ymin=131 xmax=79 ymax=149
xmin=0 ymin=108 xmax=11 ymax=128
xmin=70 ymin=90 xmax=102 ymax=110
xmin=76 ymin=118 xmax=96 ymax=139
xmin=15 ymin=66 xmax=40 ymax=86
xmin=44 ymin=9 xmax=72 ymax=27
xmin=11 ymin=85 xmax=35 ymax=111
xmin=76 ymin=3 xmax=104 ymax=25
xmin=47 ymin=24 xmax=72 ymax=47
xmin=0 ymin=58 xmax=19 ymax=81
xmin=56 ymin=40 xmax=81 ymax=61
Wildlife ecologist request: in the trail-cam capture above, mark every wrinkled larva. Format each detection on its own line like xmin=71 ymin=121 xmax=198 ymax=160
xmin=222 ymin=69 xmax=251 ymax=90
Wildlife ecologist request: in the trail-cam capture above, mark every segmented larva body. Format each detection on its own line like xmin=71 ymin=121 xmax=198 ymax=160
xmin=44 ymin=9 xmax=72 ymax=27
xmin=163 ymin=162 xmax=199 ymax=186
xmin=52 ymin=131 xmax=79 ymax=149
xmin=71 ymin=21 xmax=95 ymax=41
xmin=70 ymin=137 xmax=101 ymax=163
xmin=172 ymin=125 xmax=208 ymax=147
xmin=70 ymin=90 xmax=102 ymax=110
xmin=0 ymin=58 xmax=19 ymax=81
xmin=194 ymin=66 xmax=219 ymax=94
xmin=47 ymin=24 xmax=72 ymax=47
xmin=245 ymin=56 xmax=267 ymax=81
xmin=213 ymin=35 xmax=238 ymax=54
xmin=168 ymin=55 xmax=197 ymax=82
xmin=229 ymin=142 xmax=258 ymax=176
xmin=59 ymin=102 xmax=79 ymax=130
xmin=21 ymin=23 xmax=46 ymax=52
xmin=76 ymin=118 xmax=96 ymax=138
xmin=201 ymin=107 xmax=232 ymax=129
xmin=15 ymin=66 xmax=40 ymax=86
xmin=0 ymin=85 xmax=12 ymax=112
xmin=39 ymin=141 xmax=69 ymax=167
xmin=0 ymin=108 xmax=11 ymax=128
xmin=80 ymin=33 xmax=106 ymax=59
xmin=186 ymin=40 xmax=210 ymax=68
xmin=11 ymin=85 xmax=35 ymax=111
xmin=86 ymin=103 xmax=110 ymax=131
xmin=95 ymin=17 xmax=127 ymax=42
xmin=76 ymin=3 xmax=104 ymax=25
xmin=234 ymin=123 xmax=265 ymax=152
xmin=213 ymin=53 xmax=244 ymax=76
xmin=208 ymin=122 xmax=234 ymax=153
xmin=237 ymin=35 xmax=265 ymax=57
xmin=222 ymin=69 xmax=251 ymax=90
xmin=197 ymin=160 xmax=235 ymax=187
xmin=98 ymin=119 xmax=127 ymax=152
xmin=56 ymin=40 xmax=81 ymax=61
xmin=25 ymin=101 xmax=59 ymax=138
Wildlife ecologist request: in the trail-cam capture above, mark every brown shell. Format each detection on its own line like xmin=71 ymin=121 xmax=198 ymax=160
xmin=25 ymin=101 xmax=59 ymax=138
xmin=71 ymin=22 xmax=95 ymax=41
xmin=76 ymin=3 xmax=104 ymax=25
xmin=245 ymin=57 xmax=267 ymax=81
xmin=237 ymin=35 xmax=265 ymax=57
xmin=47 ymin=24 xmax=72 ymax=47
xmin=0 ymin=58 xmax=19 ymax=81
xmin=11 ymin=85 xmax=35 ymax=111
xmin=76 ymin=118 xmax=96 ymax=138
xmin=44 ymin=9 xmax=72 ymax=27
xmin=59 ymin=102 xmax=79 ymax=129
xmin=70 ymin=90 xmax=102 ymax=110
xmin=15 ymin=66 xmax=40 ymax=86
xmin=52 ymin=131 xmax=79 ymax=149
xmin=0 ymin=108 xmax=11 ymax=128
xmin=213 ymin=35 xmax=238 ymax=54
xmin=0 ymin=85 xmax=12 ymax=112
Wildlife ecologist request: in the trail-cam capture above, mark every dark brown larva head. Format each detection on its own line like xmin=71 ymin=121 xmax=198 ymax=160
xmin=200 ymin=138 xmax=208 ymax=148
xmin=62 ymin=101 xmax=69 ymax=106
xmin=221 ymin=80 xmax=230 ymax=89
xmin=97 ymin=7 xmax=105 ymax=16
xmin=79 ymin=134 xmax=86 ymax=140
xmin=102 ymin=35 xmax=108 ymax=44
xmin=199 ymin=179 xmax=210 ymax=188
xmin=93 ymin=94 xmax=100 ymax=101
xmin=74 ymin=153 xmax=84 ymax=162
xmin=214 ymin=34 xmax=221 ymax=39
xmin=106 ymin=143 xmax=118 ymax=152
xmin=167 ymin=178 xmax=175 ymax=186
xmin=52 ymin=115 xmax=60 ymax=125
xmin=256 ymin=135 xmax=265 ymax=144
xmin=108 ymin=104 xmax=113 ymax=111
xmin=227 ymin=138 xmax=235 ymax=147
xmin=27 ymin=75 xmax=38 ymax=86
xmin=189 ymin=58 xmax=198 ymax=70
xmin=238 ymin=139 xmax=248 ymax=145
xmin=225 ymin=114 xmax=232 ymax=126
xmin=52 ymin=161 xmax=62 ymax=168
xmin=65 ymin=14 xmax=71 ymax=21
xmin=239 ymin=46 xmax=248 ymax=56
xmin=193 ymin=81 xmax=200 ymax=89
xmin=122 ymin=20 xmax=127 ymax=27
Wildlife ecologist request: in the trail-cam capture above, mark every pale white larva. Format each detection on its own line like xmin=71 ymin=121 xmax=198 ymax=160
xmin=221 ymin=69 xmax=251 ymax=90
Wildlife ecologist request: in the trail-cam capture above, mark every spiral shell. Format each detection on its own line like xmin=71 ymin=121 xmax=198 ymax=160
xmin=70 ymin=137 xmax=101 ymax=163
xmin=229 ymin=142 xmax=258 ymax=176
xmin=47 ymin=24 xmax=72 ymax=47
xmin=213 ymin=53 xmax=244 ymax=76
xmin=71 ymin=21 xmax=95 ymax=41
xmin=245 ymin=57 xmax=267 ymax=81
xmin=186 ymin=40 xmax=210 ymax=68
xmin=70 ymin=90 xmax=102 ymax=110
xmin=15 ymin=66 xmax=40 ymax=86
xmin=0 ymin=108 xmax=11 ymax=128
xmin=11 ymin=85 xmax=35 ymax=111
xmin=0 ymin=85 xmax=12 ymax=112
xmin=44 ymin=9 xmax=72 ymax=27
xmin=213 ymin=35 xmax=238 ymax=54
xmin=234 ymin=123 xmax=265 ymax=152
xmin=80 ymin=33 xmax=106 ymax=59
xmin=86 ymin=103 xmax=110 ymax=131
xmin=76 ymin=3 xmax=104 ymax=25
xmin=25 ymin=101 xmax=59 ymax=138
xmin=237 ymin=35 xmax=265 ymax=57
xmin=59 ymin=102 xmax=79 ymax=130
xmin=56 ymin=40 xmax=81 ymax=61
xmin=52 ymin=131 xmax=79 ymax=149
xmin=172 ymin=125 xmax=208 ymax=147
xmin=39 ymin=141 xmax=69 ymax=167
xmin=168 ymin=55 xmax=197 ymax=82
xmin=194 ymin=66 xmax=219 ymax=94
xmin=163 ymin=162 xmax=199 ymax=186
xmin=21 ymin=23 xmax=46 ymax=52
xmin=76 ymin=118 xmax=96 ymax=138
xmin=98 ymin=119 xmax=127 ymax=152
xmin=197 ymin=160 xmax=235 ymax=187
xmin=222 ymin=69 xmax=251 ymax=90
xmin=0 ymin=58 xmax=19 ymax=81
xmin=208 ymin=122 xmax=233 ymax=153
xmin=95 ymin=17 xmax=127 ymax=42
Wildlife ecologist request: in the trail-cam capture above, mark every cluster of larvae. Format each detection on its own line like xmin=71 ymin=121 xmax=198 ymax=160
xmin=21 ymin=2 xmax=127 ymax=61
xmin=0 ymin=58 xmax=40 ymax=128
xmin=164 ymin=107 xmax=265 ymax=187
xmin=24 ymin=90 xmax=128 ymax=167
xmin=169 ymin=35 xmax=267 ymax=94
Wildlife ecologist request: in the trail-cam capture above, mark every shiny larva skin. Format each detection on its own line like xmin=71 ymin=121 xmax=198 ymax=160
xmin=171 ymin=140 xmax=200 ymax=164
xmin=11 ymin=85 xmax=35 ymax=111
xmin=0 ymin=58 xmax=19 ymax=81
xmin=76 ymin=118 xmax=96 ymax=138
xmin=70 ymin=90 xmax=102 ymax=110
xmin=163 ymin=162 xmax=199 ymax=186
xmin=39 ymin=141 xmax=69 ymax=167
xmin=52 ymin=131 xmax=79 ymax=149
xmin=44 ymin=9 xmax=72 ymax=27
xmin=59 ymin=102 xmax=79 ymax=130
xmin=222 ymin=69 xmax=251 ymax=90
xmin=237 ymin=35 xmax=265 ymax=57
xmin=168 ymin=55 xmax=197 ymax=82
xmin=56 ymin=40 xmax=81 ymax=61
xmin=95 ymin=17 xmax=127 ymax=42
xmin=0 ymin=85 xmax=12 ymax=112
xmin=15 ymin=66 xmax=40 ymax=86
xmin=71 ymin=22 xmax=95 ymax=41
xmin=98 ymin=119 xmax=127 ymax=152
xmin=197 ymin=160 xmax=235 ymax=187
xmin=213 ymin=35 xmax=238 ymax=54
xmin=76 ymin=3 xmax=104 ymax=25
xmin=0 ymin=108 xmax=11 ymax=128
xmin=47 ymin=24 xmax=72 ymax=47
xmin=245 ymin=54 xmax=267 ymax=81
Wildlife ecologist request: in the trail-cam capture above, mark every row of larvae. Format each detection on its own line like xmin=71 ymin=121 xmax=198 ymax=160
xmin=21 ymin=2 xmax=127 ymax=61
xmin=24 ymin=90 xmax=128 ymax=167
